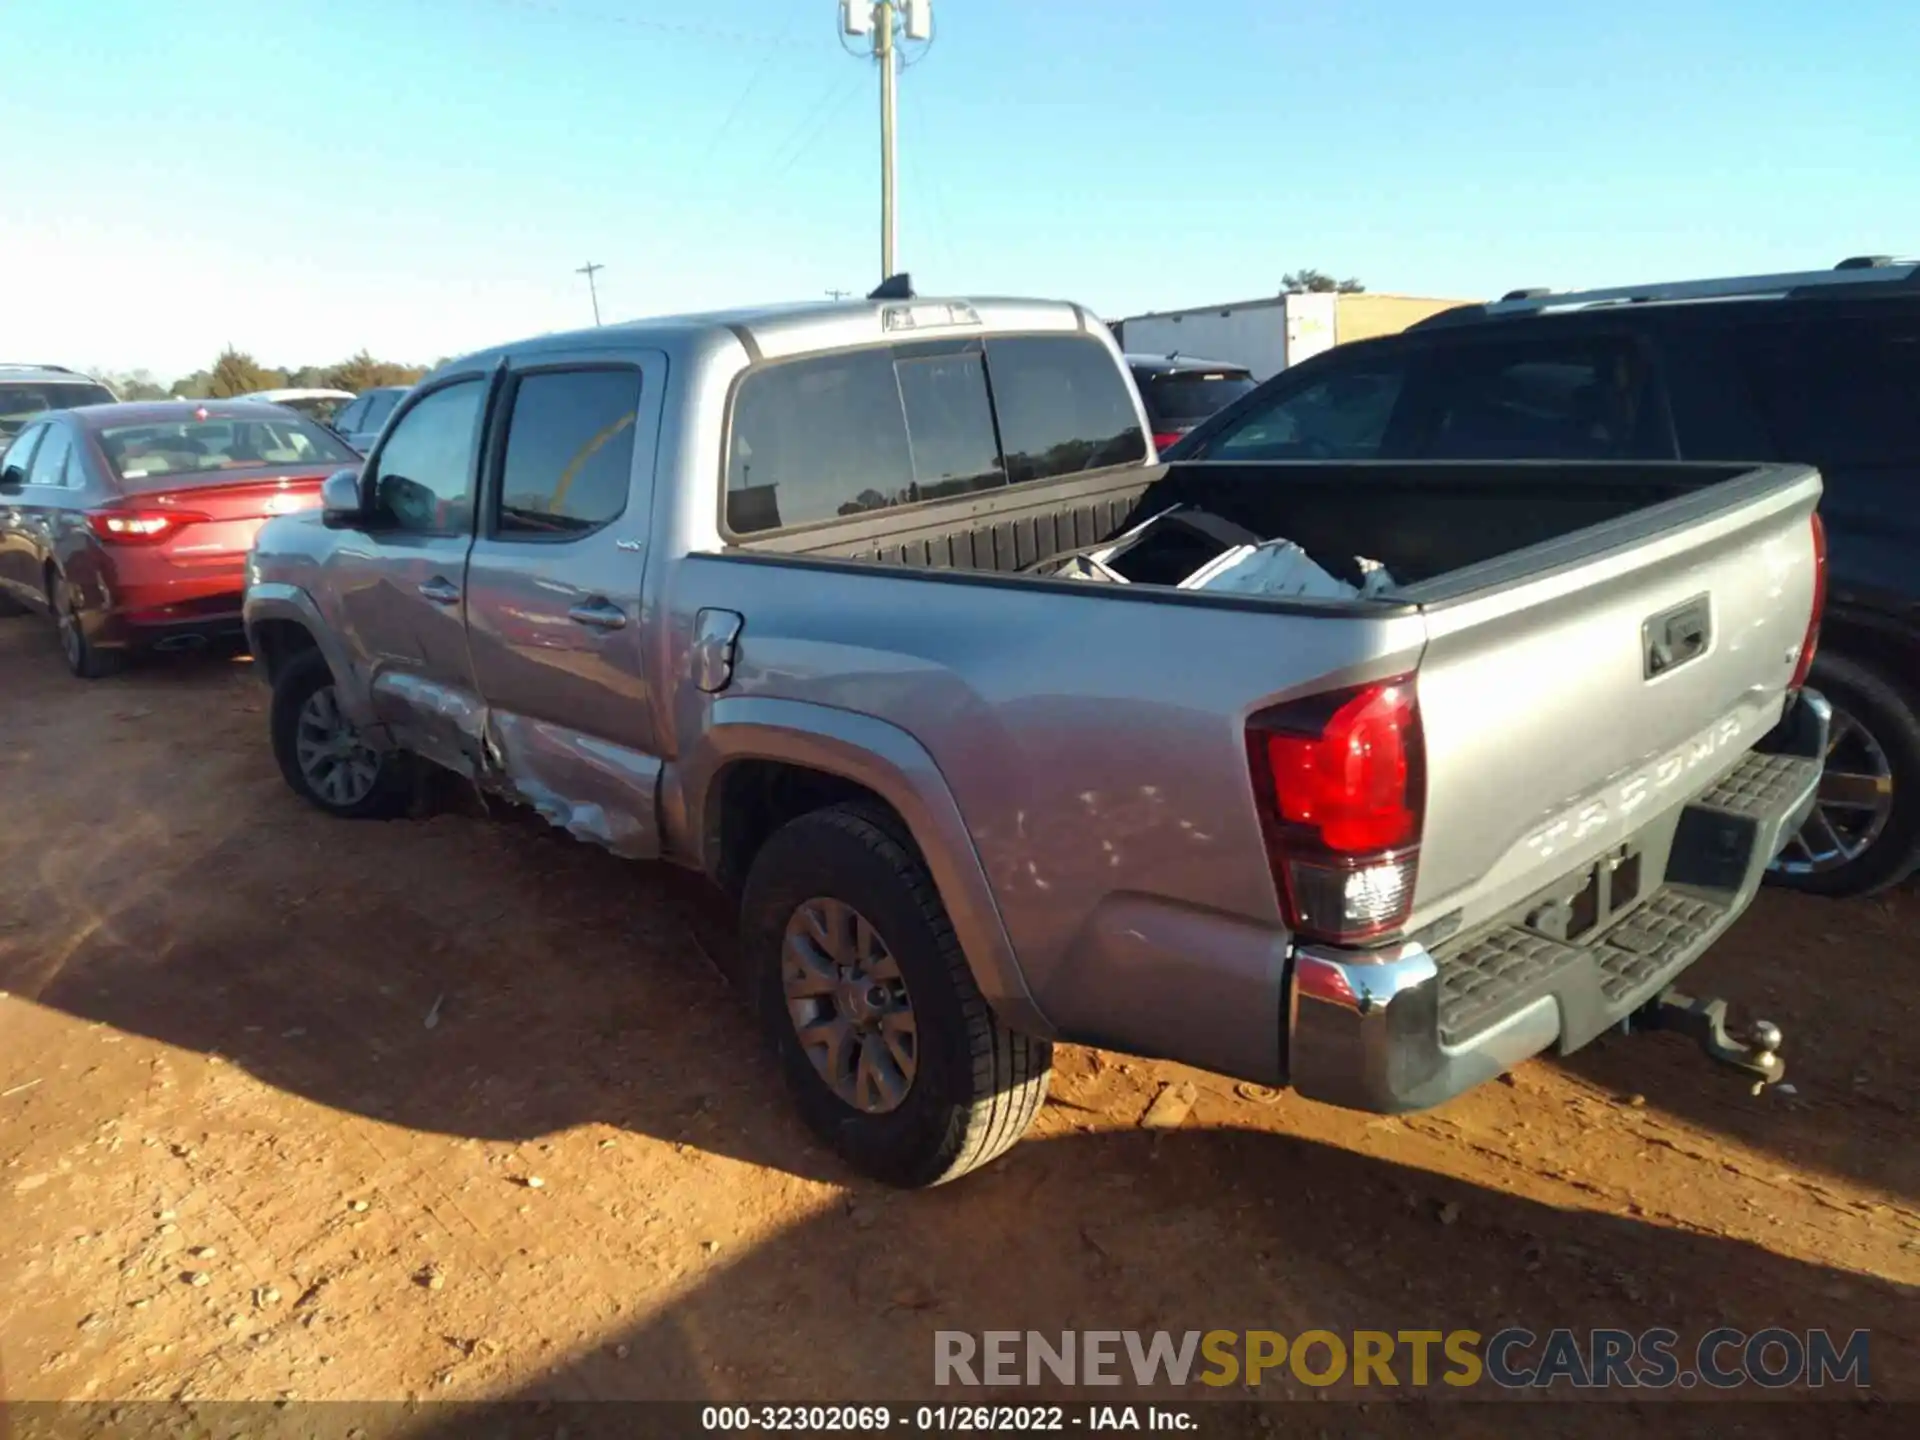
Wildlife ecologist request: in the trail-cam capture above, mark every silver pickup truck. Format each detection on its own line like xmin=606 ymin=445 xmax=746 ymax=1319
xmin=243 ymin=290 xmax=1829 ymax=1187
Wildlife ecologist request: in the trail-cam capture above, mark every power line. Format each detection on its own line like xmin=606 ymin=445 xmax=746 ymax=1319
xmin=696 ymin=10 xmax=803 ymax=173
xmin=764 ymin=72 xmax=866 ymax=184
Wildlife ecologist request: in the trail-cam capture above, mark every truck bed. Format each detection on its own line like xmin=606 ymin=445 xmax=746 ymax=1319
xmin=738 ymin=459 xmax=1772 ymax=600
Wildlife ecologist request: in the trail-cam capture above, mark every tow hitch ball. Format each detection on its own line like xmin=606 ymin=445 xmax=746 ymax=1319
xmin=1631 ymin=990 xmax=1787 ymax=1095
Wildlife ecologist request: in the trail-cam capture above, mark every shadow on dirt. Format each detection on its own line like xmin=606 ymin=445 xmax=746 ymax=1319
xmin=1549 ymin=886 xmax=1919 ymax=1203
xmin=384 ymin=1121 xmax=1911 ymax=1433
xmin=10 ymin=803 xmax=850 ymax=1185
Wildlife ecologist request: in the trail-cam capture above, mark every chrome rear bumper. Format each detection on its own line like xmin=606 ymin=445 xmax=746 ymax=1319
xmin=1285 ymin=690 xmax=1829 ymax=1113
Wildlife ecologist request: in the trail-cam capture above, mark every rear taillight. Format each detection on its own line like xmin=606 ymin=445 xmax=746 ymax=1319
xmin=1151 ymin=430 xmax=1185 ymax=451
xmin=86 ymin=509 xmax=210 ymax=545
xmin=1246 ymin=677 xmax=1425 ymax=944
xmin=1789 ymin=511 xmax=1827 ymax=691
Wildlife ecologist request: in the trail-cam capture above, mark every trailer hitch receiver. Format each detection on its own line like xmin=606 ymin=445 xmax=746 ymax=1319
xmin=1635 ymin=989 xmax=1786 ymax=1094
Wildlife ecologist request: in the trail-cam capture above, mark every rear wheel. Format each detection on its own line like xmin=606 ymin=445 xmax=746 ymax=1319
xmin=51 ymin=571 xmax=123 ymax=680
xmin=270 ymin=649 xmax=411 ymax=818
xmin=740 ymin=803 xmax=1051 ymax=1187
xmin=1768 ymin=653 xmax=1920 ymax=897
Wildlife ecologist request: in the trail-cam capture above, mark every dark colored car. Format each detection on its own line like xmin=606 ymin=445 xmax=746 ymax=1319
xmin=0 ymin=399 xmax=359 ymax=677
xmin=327 ymin=385 xmax=411 ymax=455
xmin=1165 ymin=256 xmax=1920 ymax=898
xmin=1125 ymin=353 xmax=1256 ymax=451
xmin=1 ymin=364 xmax=117 ymax=442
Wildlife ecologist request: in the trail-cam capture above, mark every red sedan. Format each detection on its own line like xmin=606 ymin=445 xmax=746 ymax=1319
xmin=0 ymin=400 xmax=359 ymax=678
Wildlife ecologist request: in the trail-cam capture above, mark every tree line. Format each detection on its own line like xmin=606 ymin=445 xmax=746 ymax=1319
xmin=93 ymin=347 xmax=442 ymax=402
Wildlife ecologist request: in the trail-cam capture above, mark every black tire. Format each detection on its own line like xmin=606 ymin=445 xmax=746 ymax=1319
xmin=269 ymin=649 xmax=411 ymax=819
xmin=1767 ymin=652 xmax=1920 ymax=898
xmin=51 ymin=570 xmax=123 ymax=680
xmin=740 ymin=802 xmax=1052 ymax=1187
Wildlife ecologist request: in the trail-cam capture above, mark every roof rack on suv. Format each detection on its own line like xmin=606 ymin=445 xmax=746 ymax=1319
xmin=0 ymin=362 xmax=79 ymax=374
xmin=1414 ymin=255 xmax=1920 ymax=330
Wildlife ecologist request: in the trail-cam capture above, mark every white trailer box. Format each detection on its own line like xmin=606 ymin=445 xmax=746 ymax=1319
xmin=1117 ymin=293 xmax=1334 ymax=381
xmin=1116 ymin=292 xmax=1471 ymax=382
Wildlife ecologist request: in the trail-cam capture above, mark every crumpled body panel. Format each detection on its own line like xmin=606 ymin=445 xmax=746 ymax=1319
xmin=481 ymin=710 xmax=662 ymax=859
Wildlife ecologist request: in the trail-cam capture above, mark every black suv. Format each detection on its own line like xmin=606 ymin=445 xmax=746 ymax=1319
xmin=1125 ymin=353 xmax=1255 ymax=451
xmin=1166 ymin=257 xmax=1920 ymax=898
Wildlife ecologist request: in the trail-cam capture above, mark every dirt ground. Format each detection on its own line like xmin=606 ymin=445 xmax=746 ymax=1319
xmin=1 ymin=617 xmax=1916 ymax=1429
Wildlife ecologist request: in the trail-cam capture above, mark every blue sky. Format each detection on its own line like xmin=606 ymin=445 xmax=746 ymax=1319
xmin=5 ymin=0 xmax=1914 ymax=379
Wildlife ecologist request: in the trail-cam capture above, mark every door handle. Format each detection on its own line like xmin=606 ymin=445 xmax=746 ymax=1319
xmin=417 ymin=577 xmax=460 ymax=605
xmin=567 ymin=598 xmax=628 ymax=630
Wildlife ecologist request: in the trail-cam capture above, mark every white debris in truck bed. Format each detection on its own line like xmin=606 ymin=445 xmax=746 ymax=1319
xmin=1185 ymin=540 xmax=1400 ymax=600
xmin=1032 ymin=506 xmax=1401 ymax=600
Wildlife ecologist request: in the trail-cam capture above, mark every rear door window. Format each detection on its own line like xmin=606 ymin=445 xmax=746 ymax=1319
xmin=1738 ymin=317 xmax=1920 ymax=465
xmin=1207 ymin=361 xmax=1411 ymax=460
xmin=1418 ymin=338 xmax=1653 ymax=460
xmin=493 ymin=368 xmax=643 ymax=537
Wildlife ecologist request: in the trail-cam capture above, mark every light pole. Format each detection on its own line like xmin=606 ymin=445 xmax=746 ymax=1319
xmin=575 ymin=261 xmax=605 ymax=325
xmin=840 ymin=1 xmax=932 ymax=284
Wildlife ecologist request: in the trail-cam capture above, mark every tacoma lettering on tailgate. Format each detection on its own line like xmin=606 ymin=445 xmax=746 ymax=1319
xmin=1524 ymin=715 xmax=1745 ymax=861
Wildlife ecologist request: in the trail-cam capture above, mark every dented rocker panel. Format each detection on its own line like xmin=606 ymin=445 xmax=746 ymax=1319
xmin=481 ymin=710 xmax=663 ymax=858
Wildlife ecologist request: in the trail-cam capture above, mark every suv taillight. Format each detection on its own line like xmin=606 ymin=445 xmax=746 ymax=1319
xmin=1246 ymin=677 xmax=1425 ymax=944
xmin=1789 ymin=511 xmax=1827 ymax=691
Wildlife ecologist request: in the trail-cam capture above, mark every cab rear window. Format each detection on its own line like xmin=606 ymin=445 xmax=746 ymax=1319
xmin=725 ymin=334 xmax=1145 ymax=535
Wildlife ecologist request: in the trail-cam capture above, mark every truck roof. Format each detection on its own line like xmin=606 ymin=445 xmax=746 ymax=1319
xmin=436 ymin=296 xmax=1100 ymax=377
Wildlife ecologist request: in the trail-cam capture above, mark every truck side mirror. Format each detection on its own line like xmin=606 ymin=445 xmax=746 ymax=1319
xmin=320 ymin=467 xmax=367 ymax=528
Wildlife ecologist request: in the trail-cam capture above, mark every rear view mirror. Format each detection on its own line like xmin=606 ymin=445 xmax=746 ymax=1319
xmin=0 ymin=464 xmax=25 ymax=493
xmin=320 ymin=467 xmax=366 ymax=527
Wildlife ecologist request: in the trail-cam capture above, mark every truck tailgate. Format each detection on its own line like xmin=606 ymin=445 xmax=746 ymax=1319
xmin=1403 ymin=463 xmax=1824 ymax=936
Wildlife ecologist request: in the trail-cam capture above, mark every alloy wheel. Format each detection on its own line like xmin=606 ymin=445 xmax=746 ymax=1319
xmin=781 ymin=896 xmax=918 ymax=1114
xmin=1771 ymin=705 xmax=1896 ymax=876
xmin=293 ymin=684 xmax=382 ymax=807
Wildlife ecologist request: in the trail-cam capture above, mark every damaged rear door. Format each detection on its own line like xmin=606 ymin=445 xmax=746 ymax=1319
xmin=460 ymin=350 xmax=669 ymax=856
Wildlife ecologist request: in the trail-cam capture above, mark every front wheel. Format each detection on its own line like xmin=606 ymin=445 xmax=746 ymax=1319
xmin=269 ymin=649 xmax=411 ymax=819
xmin=740 ymin=803 xmax=1051 ymax=1187
xmin=1768 ymin=653 xmax=1920 ymax=897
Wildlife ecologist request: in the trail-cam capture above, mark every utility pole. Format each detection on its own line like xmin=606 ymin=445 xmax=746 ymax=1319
xmin=842 ymin=1 xmax=931 ymax=285
xmin=877 ymin=1 xmax=897 ymax=281
xmin=825 ymin=288 xmax=853 ymax=300
xmin=575 ymin=261 xmax=604 ymax=325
